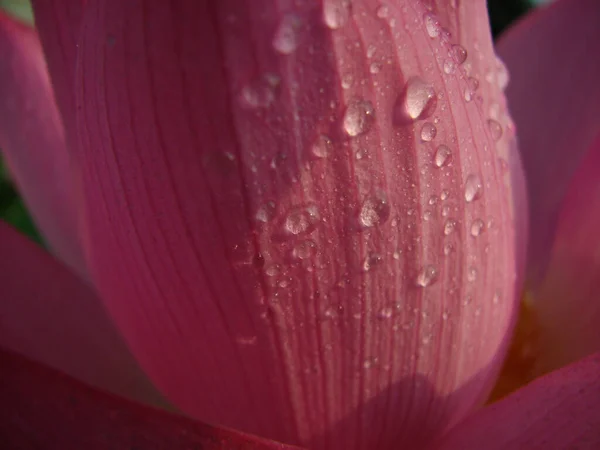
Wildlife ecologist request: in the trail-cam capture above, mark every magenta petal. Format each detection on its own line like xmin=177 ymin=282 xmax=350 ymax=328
xmin=0 ymin=348 xmax=302 ymax=450
xmin=75 ymin=1 xmax=521 ymax=448
xmin=434 ymin=352 xmax=600 ymax=450
xmin=0 ymin=221 xmax=165 ymax=406
xmin=0 ymin=11 xmax=84 ymax=275
xmin=526 ymin=133 xmax=600 ymax=375
xmin=497 ymin=0 xmax=600 ymax=284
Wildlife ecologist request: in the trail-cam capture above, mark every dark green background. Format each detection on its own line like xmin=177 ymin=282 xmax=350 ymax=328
xmin=0 ymin=0 xmax=535 ymax=244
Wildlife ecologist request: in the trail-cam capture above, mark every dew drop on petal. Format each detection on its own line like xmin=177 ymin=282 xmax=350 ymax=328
xmin=464 ymin=174 xmax=483 ymax=202
xmin=443 ymin=219 xmax=457 ymax=236
xmin=434 ymin=144 xmax=452 ymax=167
xmin=394 ymin=77 xmax=437 ymax=124
xmin=451 ymin=44 xmax=467 ymax=64
xmin=470 ymin=218 xmax=485 ymax=237
xmin=323 ymin=0 xmax=351 ymax=30
xmin=369 ymin=62 xmax=382 ymax=74
xmin=343 ymin=99 xmax=375 ymax=136
xmin=341 ymin=73 xmax=354 ymax=89
xmin=272 ymin=15 xmax=301 ymax=55
xmin=312 ymin=134 xmax=332 ymax=158
xmin=496 ymin=55 xmax=510 ymax=91
xmin=283 ymin=204 xmax=320 ymax=236
xmin=362 ymin=252 xmax=383 ymax=272
xmin=240 ymin=73 xmax=280 ymax=108
xmin=423 ymin=12 xmax=440 ymax=38
xmin=265 ymin=264 xmax=281 ymax=277
xmin=487 ymin=119 xmax=503 ymax=141
xmin=376 ymin=5 xmax=389 ymax=19
xmin=443 ymin=59 xmax=456 ymax=74
xmin=420 ymin=122 xmax=437 ymax=142
xmin=293 ymin=239 xmax=317 ymax=259
xmin=416 ymin=265 xmax=438 ymax=287
xmin=359 ymin=195 xmax=390 ymax=227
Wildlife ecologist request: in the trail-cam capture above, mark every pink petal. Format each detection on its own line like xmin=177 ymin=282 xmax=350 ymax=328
xmin=0 ymin=11 xmax=85 ymax=275
xmin=497 ymin=0 xmax=600 ymax=284
xmin=434 ymin=352 xmax=600 ymax=450
xmin=30 ymin=0 xmax=84 ymax=144
xmin=525 ymin=133 xmax=600 ymax=376
xmin=75 ymin=1 xmax=522 ymax=448
xmin=0 ymin=221 xmax=165 ymax=406
xmin=0 ymin=348 xmax=302 ymax=450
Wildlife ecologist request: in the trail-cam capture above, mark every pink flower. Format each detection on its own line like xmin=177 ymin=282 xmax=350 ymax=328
xmin=0 ymin=0 xmax=598 ymax=448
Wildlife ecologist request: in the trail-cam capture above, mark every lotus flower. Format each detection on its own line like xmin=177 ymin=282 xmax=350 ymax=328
xmin=0 ymin=0 xmax=599 ymax=448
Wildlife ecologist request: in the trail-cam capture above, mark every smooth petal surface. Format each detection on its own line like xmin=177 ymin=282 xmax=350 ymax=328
xmin=0 ymin=11 xmax=84 ymax=274
xmin=0 ymin=349 xmax=301 ymax=450
xmin=75 ymin=1 xmax=520 ymax=448
xmin=434 ymin=352 xmax=600 ymax=450
xmin=0 ymin=221 xmax=165 ymax=406
xmin=526 ymin=134 xmax=600 ymax=377
xmin=497 ymin=0 xmax=600 ymax=284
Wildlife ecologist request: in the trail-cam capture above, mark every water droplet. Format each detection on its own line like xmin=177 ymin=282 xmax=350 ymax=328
xmin=283 ymin=204 xmax=320 ymax=236
xmin=464 ymin=174 xmax=483 ymax=202
xmin=443 ymin=59 xmax=456 ymax=74
xmin=359 ymin=195 xmax=390 ymax=227
xmin=293 ymin=240 xmax=317 ymax=259
xmin=343 ymin=99 xmax=375 ymax=136
xmin=355 ymin=148 xmax=367 ymax=160
xmin=255 ymin=202 xmax=276 ymax=223
xmin=376 ymin=4 xmax=389 ymax=18
xmin=496 ymin=55 xmax=510 ymax=90
xmin=467 ymin=266 xmax=477 ymax=281
xmin=423 ymin=12 xmax=440 ymax=38
xmin=362 ymin=252 xmax=383 ymax=272
xmin=434 ymin=144 xmax=452 ymax=167
xmin=366 ymin=45 xmax=377 ymax=58
xmin=487 ymin=119 xmax=503 ymax=141
xmin=441 ymin=205 xmax=450 ymax=217
xmin=312 ymin=134 xmax=332 ymax=158
xmin=240 ymin=73 xmax=280 ymax=108
xmin=273 ymin=15 xmax=301 ymax=55
xmin=394 ymin=77 xmax=437 ymax=124
xmin=377 ymin=307 xmax=393 ymax=319
xmin=341 ymin=73 xmax=354 ymax=89
xmin=428 ymin=195 xmax=438 ymax=205
xmin=323 ymin=0 xmax=351 ymax=30
xmin=369 ymin=62 xmax=382 ymax=74
xmin=420 ymin=122 xmax=437 ymax=142
xmin=423 ymin=210 xmax=432 ymax=221
xmin=440 ymin=190 xmax=449 ymax=201
xmin=470 ymin=218 xmax=485 ymax=236
xmin=265 ymin=264 xmax=281 ymax=277
xmin=416 ymin=265 xmax=438 ymax=287
xmin=443 ymin=219 xmax=457 ymax=236
xmin=451 ymin=44 xmax=467 ymax=64
xmin=464 ymin=87 xmax=473 ymax=103
xmin=278 ymin=277 xmax=292 ymax=288
xmin=443 ymin=243 xmax=454 ymax=255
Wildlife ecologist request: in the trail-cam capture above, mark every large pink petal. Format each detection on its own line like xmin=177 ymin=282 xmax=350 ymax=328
xmin=434 ymin=352 xmax=600 ymax=450
xmin=497 ymin=0 xmax=600 ymax=284
xmin=0 ymin=348 xmax=301 ymax=450
xmin=0 ymin=11 xmax=84 ymax=275
xmin=75 ymin=1 xmax=521 ymax=448
xmin=0 ymin=221 xmax=165 ymax=406
xmin=524 ymin=133 xmax=600 ymax=377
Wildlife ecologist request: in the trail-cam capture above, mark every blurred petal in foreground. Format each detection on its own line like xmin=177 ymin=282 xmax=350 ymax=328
xmin=497 ymin=0 xmax=600 ymax=284
xmin=0 ymin=11 xmax=84 ymax=274
xmin=434 ymin=352 xmax=600 ymax=450
xmin=0 ymin=348 xmax=300 ymax=450
xmin=0 ymin=221 xmax=165 ymax=406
